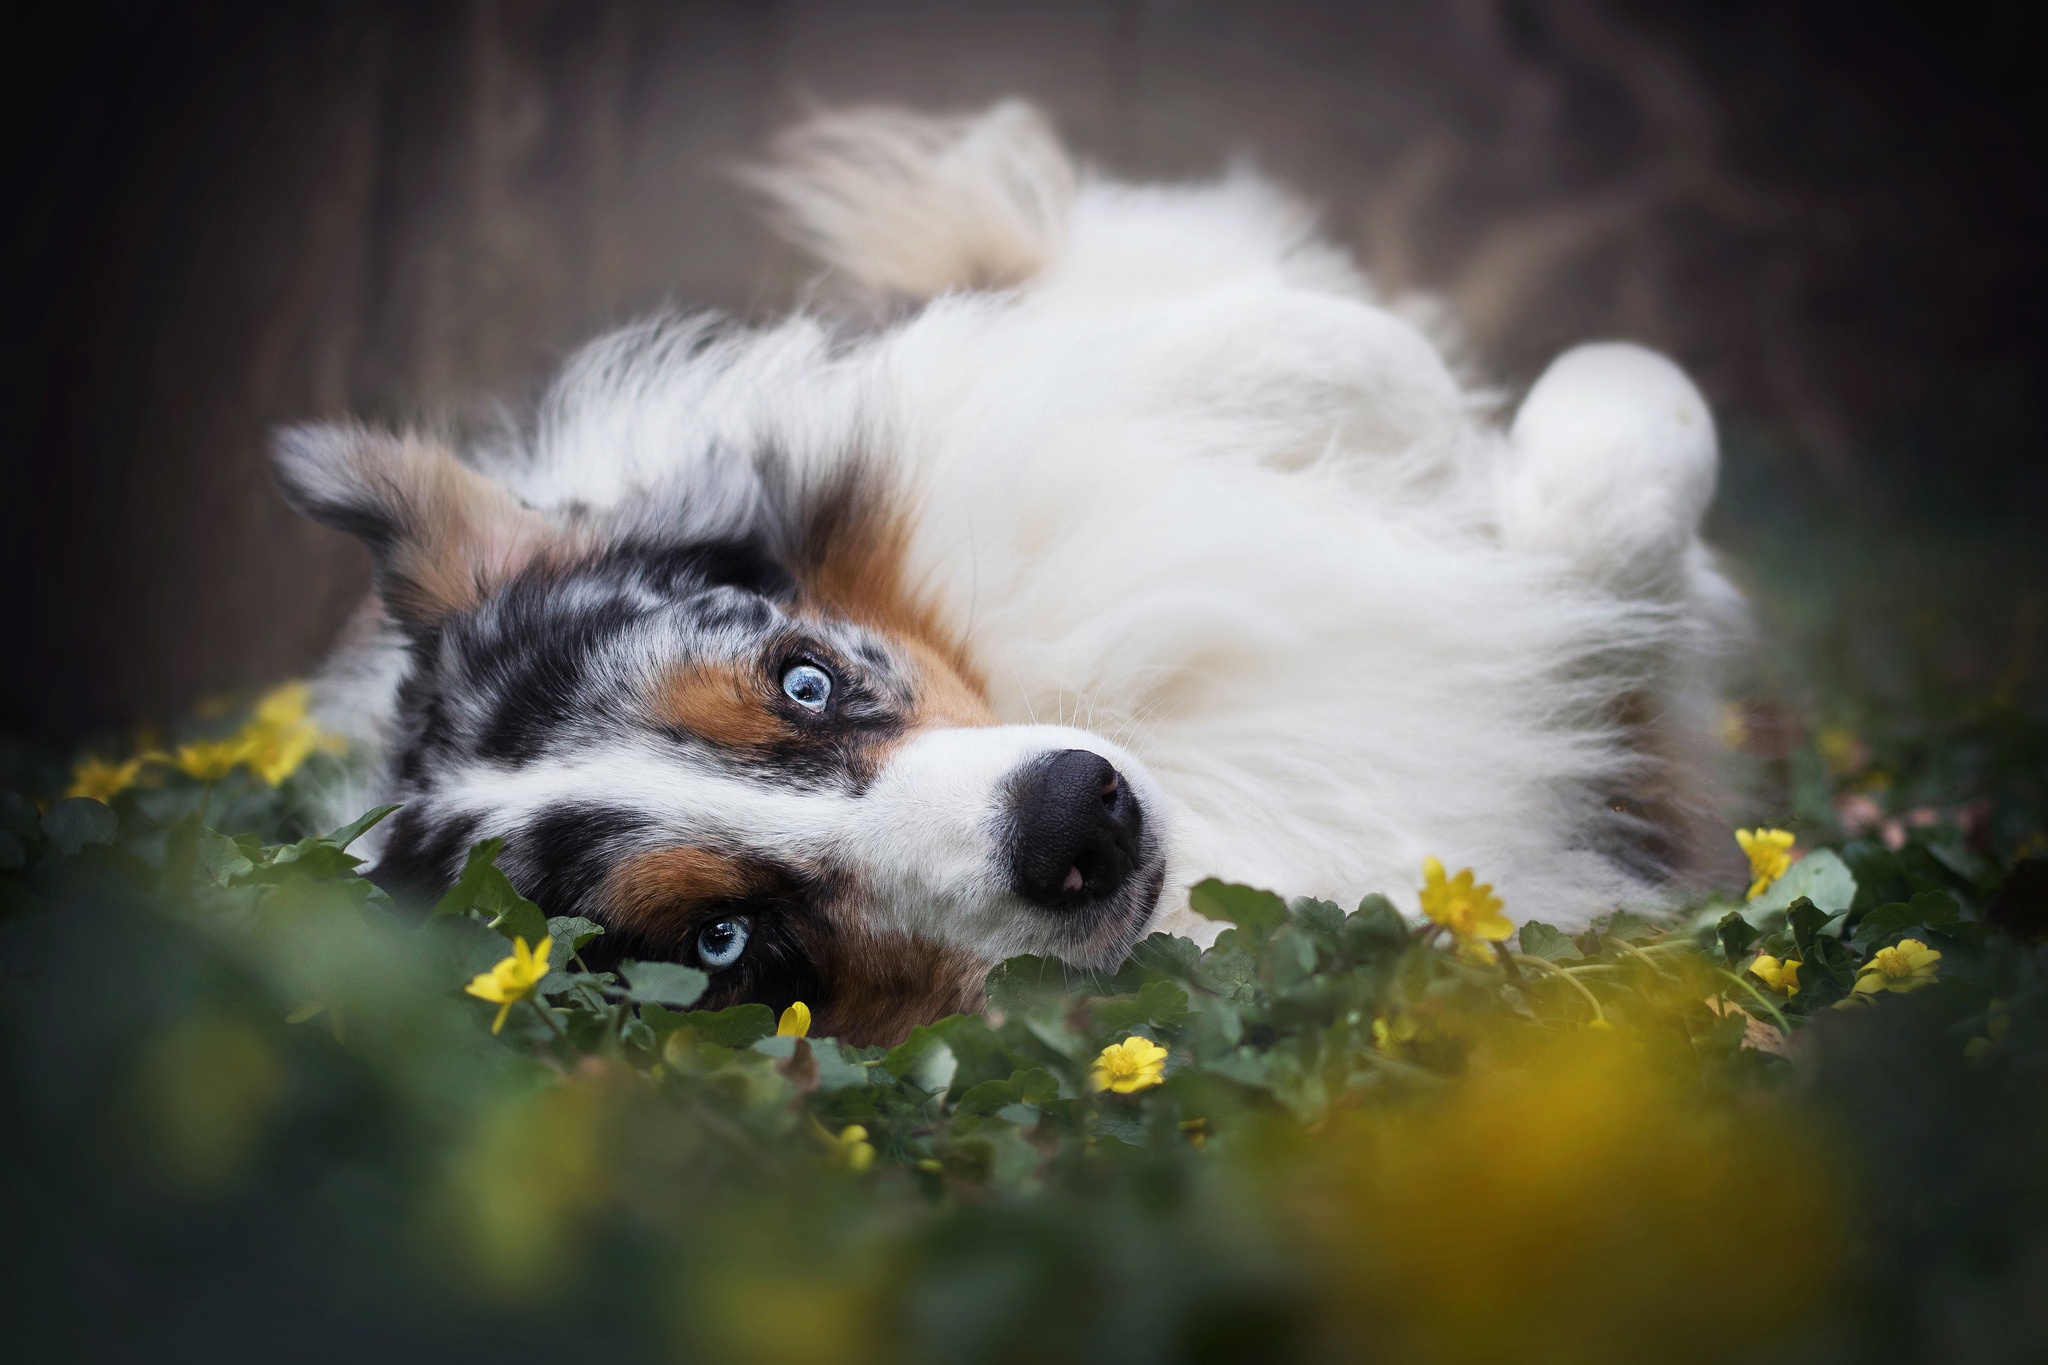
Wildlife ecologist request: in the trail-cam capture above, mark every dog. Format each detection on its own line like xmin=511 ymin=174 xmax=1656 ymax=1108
xmin=278 ymin=102 xmax=1743 ymax=1045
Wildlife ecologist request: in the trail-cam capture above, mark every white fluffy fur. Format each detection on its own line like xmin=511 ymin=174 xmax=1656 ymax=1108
xmin=313 ymin=102 xmax=1741 ymax=939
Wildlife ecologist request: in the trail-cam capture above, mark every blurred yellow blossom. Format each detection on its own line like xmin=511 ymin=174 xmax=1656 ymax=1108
xmin=1303 ymin=1032 xmax=1840 ymax=1362
xmin=1372 ymin=1012 xmax=1419 ymax=1057
xmin=1737 ymin=828 xmax=1796 ymax=899
xmin=175 ymin=738 xmax=253 ymax=782
xmin=1419 ymin=857 xmax=1512 ymax=962
xmin=237 ymin=682 xmax=344 ymax=785
xmin=1090 ymin=1036 xmax=1168 ymax=1093
xmin=1853 ymin=939 xmax=1941 ymax=996
xmin=1749 ymin=955 xmax=1801 ymax=996
xmin=778 ymin=1001 xmax=812 ymax=1038
xmin=465 ymin=936 xmax=554 ymax=1034
xmin=830 ymin=1124 xmax=877 ymax=1172
xmin=66 ymin=752 xmax=163 ymax=802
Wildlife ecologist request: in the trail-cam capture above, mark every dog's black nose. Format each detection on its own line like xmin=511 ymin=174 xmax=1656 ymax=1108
xmin=1007 ymin=749 xmax=1144 ymax=908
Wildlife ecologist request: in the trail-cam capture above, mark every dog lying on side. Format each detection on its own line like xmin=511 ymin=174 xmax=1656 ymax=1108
xmin=278 ymin=102 xmax=1743 ymax=1045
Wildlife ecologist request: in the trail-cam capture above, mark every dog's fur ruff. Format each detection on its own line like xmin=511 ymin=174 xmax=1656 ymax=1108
xmin=279 ymin=101 xmax=1743 ymax=1043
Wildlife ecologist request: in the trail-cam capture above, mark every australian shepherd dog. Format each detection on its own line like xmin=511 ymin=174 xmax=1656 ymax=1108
xmin=279 ymin=102 xmax=1743 ymax=1044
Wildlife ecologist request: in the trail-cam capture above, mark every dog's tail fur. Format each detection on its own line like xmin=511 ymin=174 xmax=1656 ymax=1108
xmin=745 ymin=101 xmax=1076 ymax=301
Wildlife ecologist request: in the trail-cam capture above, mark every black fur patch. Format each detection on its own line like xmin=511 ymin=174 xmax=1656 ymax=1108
xmin=369 ymin=808 xmax=482 ymax=903
xmin=505 ymin=802 xmax=652 ymax=916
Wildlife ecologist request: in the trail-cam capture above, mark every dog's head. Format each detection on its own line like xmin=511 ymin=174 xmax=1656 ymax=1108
xmin=275 ymin=426 xmax=1166 ymax=1043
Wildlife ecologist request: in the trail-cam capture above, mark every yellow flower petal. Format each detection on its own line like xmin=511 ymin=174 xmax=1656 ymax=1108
xmin=1089 ymin=1036 xmax=1169 ymax=1093
xmin=778 ymin=1001 xmax=812 ymax=1038
xmin=1737 ymin=828 xmax=1796 ymax=900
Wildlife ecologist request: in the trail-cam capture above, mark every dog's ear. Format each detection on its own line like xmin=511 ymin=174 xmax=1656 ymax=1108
xmin=272 ymin=422 xmax=565 ymax=627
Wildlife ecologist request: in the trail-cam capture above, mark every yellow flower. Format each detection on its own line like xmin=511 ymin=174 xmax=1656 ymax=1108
xmin=1089 ymin=1035 xmax=1169 ymax=1094
xmin=234 ymin=682 xmax=344 ymax=785
xmin=1419 ymin=857 xmax=1513 ymax=962
xmin=175 ymin=738 xmax=254 ymax=782
xmin=1853 ymin=939 xmax=1941 ymax=996
xmin=1748 ymin=955 xmax=1801 ymax=996
xmin=464 ymin=936 xmax=554 ymax=1034
xmin=1736 ymin=828 xmax=1796 ymax=899
xmin=1372 ymin=1012 xmax=1420 ymax=1057
xmin=777 ymin=1001 xmax=812 ymax=1038
xmin=830 ymin=1124 xmax=876 ymax=1172
xmin=66 ymin=752 xmax=163 ymax=802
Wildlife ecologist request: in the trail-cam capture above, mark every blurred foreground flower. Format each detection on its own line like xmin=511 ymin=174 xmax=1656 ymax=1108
xmin=1419 ymin=856 xmax=1512 ymax=962
xmin=831 ymin=1125 xmax=877 ymax=1172
xmin=238 ymin=682 xmax=344 ymax=784
xmin=1853 ymin=939 xmax=1941 ymax=996
xmin=1090 ymin=1036 xmax=1168 ymax=1093
xmin=1738 ymin=827 xmax=1796 ymax=899
xmin=465 ymin=936 xmax=553 ymax=1033
xmin=65 ymin=752 xmax=162 ymax=802
xmin=1749 ymin=954 xmax=1801 ymax=995
xmin=1303 ymin=1032 xmax=1840 ymax=1363
xmin=1372 ymin=1012 xmax=1419 ymax=1057
xmin=778 ymin=1001 xmax=812 ymax=1038
xmin=175 ymin=738 xmax=252 ymax=782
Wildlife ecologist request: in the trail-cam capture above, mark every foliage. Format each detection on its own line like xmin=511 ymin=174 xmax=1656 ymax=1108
xmin=5 ymin=683 xmax=2048 ymax=1365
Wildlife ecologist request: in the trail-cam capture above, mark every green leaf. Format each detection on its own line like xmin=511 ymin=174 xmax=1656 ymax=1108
xmin=618 ymin=959 xmax=709 ymax=1008
xmin=1850 ymin=891 xmax=1960 ymax=950
xmin=1094 ymin=979 xmax=1191 ymax=1034
xmin=1343 ymin=894 xmax=1409 ymax=961
xmin=1749 ymin=849 xmax=1858 ymax=917
xmin=325 ymin=804 xmax=399 ymax=851
xmin=1787 ymin=935 xmax=1856 ymax=1013
xmin=1289 ymin=896 xmax=1347 ymax=943
xmin=811 ymin=1039 xmax=872 ymax=1091
xmin=1186 ymin=1000 xmax=1244 ymax=1060
xmin=984 ymin=953 xmax=1103 ymax=1015
xmin=1260 ymin=924 xmax=1319 ymax=994
xmin=645 ymin=1002 xmax=775 ymax=1048
xmin=40 ymin=798 xmax=118 ymax=856
xmin=1193 ymin=929 xmax=1261 ymax=1003
xmin=1188 ymin=879 xmax=1289 ymax=939
xmin=955 ymin=1067 xmax=1060 ymax=1116
xmin=1788 ymin=897 xmax=1843 ymax=958
xmin=545 ymin=915 xmax=607 ymax=954
xmin=193 ymin=829 xmax=256 ymax=886
xmin=1715 ymin=911 xmax=1760 ymax=964
xmin=1121 ymin=933 xmax=1203 ymax=983
xmin=434 ymin=839 xmax=550 ymax=945
xmin=1520 ymin=921 xmax=1584 ymax=963
xmin=882 ymin=1025 xmax=959 ymax=1095
xmin=1602 ymin=911 xmax=1660 ymax=944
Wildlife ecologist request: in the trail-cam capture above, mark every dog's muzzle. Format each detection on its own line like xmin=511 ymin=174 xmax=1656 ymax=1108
xmin=1005 ymin=749 xmax=1146 ymax=910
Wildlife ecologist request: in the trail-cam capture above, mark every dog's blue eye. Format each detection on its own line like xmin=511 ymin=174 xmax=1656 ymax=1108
xmin=696 ymin=916 xmax=751 ymax=971
xmin=781 ymin=662 xmax=833 ymax=712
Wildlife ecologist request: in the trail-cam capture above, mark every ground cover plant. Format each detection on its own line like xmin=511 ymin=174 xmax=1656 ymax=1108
xmin=5 ymin=457 xmax=2046 ymax=1364
xmin=5 ymin=676 xmax=2045 ymax=1365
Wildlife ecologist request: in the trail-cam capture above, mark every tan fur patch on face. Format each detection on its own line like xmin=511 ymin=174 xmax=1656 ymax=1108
xmin=604 ymin=846 xmax=775 ymax=944
xmin=647 ymin=659 xmax=789 ymax=749
xmin=811 ymin=927 xmax=990 ymax=1047
xmin=355 ymin=438 xmax=569 ymax=624
xmin=798 ymin=475 xmax=995 ymax=731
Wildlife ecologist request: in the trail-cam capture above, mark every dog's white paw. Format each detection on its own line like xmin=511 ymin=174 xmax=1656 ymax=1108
xmin=1500 ymin=342 xmax=1718 ymax=596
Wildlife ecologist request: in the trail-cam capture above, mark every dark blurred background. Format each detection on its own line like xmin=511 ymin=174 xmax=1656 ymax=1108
xmin=4 ymin=0 xmax=2044 ymax=744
